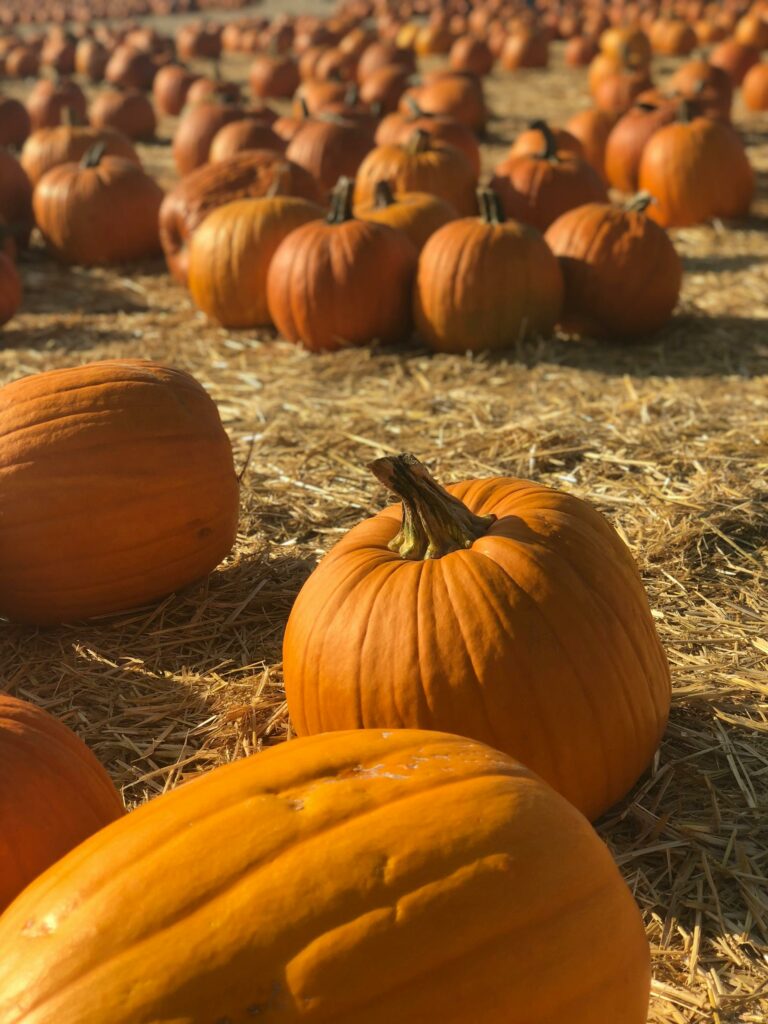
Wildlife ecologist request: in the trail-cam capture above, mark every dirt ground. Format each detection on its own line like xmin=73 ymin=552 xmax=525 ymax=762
xmin=0 ymin=3 xmax=767 ymax=1021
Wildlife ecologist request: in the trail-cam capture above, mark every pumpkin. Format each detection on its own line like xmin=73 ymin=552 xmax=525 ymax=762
xmin=734 ymin=13 xmax=768 ymax=50
xmin=565 ymin=35 xmax=600 ymax=67
xmin=188 ymin=195 xmax=324 ymax=328
xmin=186 ymin=73 xmax=241 ymax=108
xmin=357 ymin=39 xmax=415 ymax=80
xmin=604 ymin=101 xmax=677 ymax=193
xmin=208 ymin=117 xmax=286 ymax=162
xmin=74 ymin=37 xmax=108 ymax=82
xmin=648 ymin=18 xmax=697 ymax=56
xmin=668 ymin=59 xmax=733 ymax=121
xmin=545 ymin=194 xmax=682 ymax=339
xmin=449 ymin=35 xmax=494 ymax=76
xmin=0 ymin=149 xmax=33 ymax=247
xmin=284 ymin=452 xmax=671 ymax=821
xmin=743 ymin=61 xmax=768 ymax=110
xmin=354 ymin=129 xmax=477 ymax=217
xmin=249 ymin=53 xmax=300 ymax=99
xmin=4 ymin=46 xmax=39 ymax=79
xmin=355 ymin=180 xmax=457 ymax=252
xmin=565 ymin=107 xmax=615 ymax=180
xmin=509 ymin=121 xmax=584 ymax=160
xmin=313 ymin=46 xmax=357 ymax=83
xmin=160 ymin=150 xmax=324 ymax=285
xmin=0 ymin=359 xmax=239 ymax=624
xmin=401 ymin=72 xmax=487 ymax=133
xmin=293 ymin=78 xmax=348 ymax=117
xmin=34 ymin=143 xmax=163 ymax=265
xmin=0 ymin=249 xmax=20 ymax=327
xmin=25 ymin=77 xmax=87 ymax=131
xmin=638 ymin=105 xmax=754 ymax=227
xmin=357 ymin=63 xmax=410 ymax=114
xmin=593 ymin=67 xmax=654 ymax=117
xmin=152 ymin=62 xmax=198 ymax=116
xmin=0 ymin=727 xmax=652 ymax=1023
xmin=0 ymin=693 xmax=124 ymax=913
xmin=599 ymin=26 xmax=652 ymax=67
xmin=500 ymin=27 xmax=549 ymax=69
xmin=0 ymin=96 xmax=30 ymax=147
xmin=375 ymin=102 xmax=481 ymax=176
xmin=491 ymin=121 xmax=608 ymax=231
xmin=267 ymin=176 xmax=417 ymax=352
xmin=20 ymin=124 xmax=139 ymax=185
xmin=412 ymin=188 xmax=563 ymax=352
xmin=172 ymin=98 xmax=245 ymax=177
xmin=89 ymin=88 xmax=156 ymax=141
xmin=286 ymin=115 xmax=373 ymax=195
xmin=710 ymin=40 xmax=760 ymax=85
xmin=104 ymin=44 xmax=156 ymax=91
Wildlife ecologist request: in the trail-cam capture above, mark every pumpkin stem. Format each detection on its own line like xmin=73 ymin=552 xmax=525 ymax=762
xmin=477 ymin=187 xmax=505 ymax=225
xmin=299 ymin=96 xmax=310 ymax=119
xmin=530 ymin=119 xmax=559 ymax=162
xmin=373 ymin=180 xmax=396 ymax=208
xmin=405 ymin=95 xmax=424 ymax=118
xmin=368 ymin=453 xmax=496 ymax=561
xmin=327 ymin=177 xmax=355 ymax=224
xmin=81 ymin=141 xmax=106 ymax=168
xmin=677 ymin=99 xmax=696 ymax=123
xmin=406 ymin=128 xmax=431 ymax=154
xmin=625 ymin=191 xmax=654 ymax=213
xmin=343 ymin=84 xmax=359 ymax=106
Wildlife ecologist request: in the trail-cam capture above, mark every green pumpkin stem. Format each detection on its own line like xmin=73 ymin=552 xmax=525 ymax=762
xmin=625 ymin=191 xmax=654 ymax=214
xmin=368 ymin=453 xmax=496 ymax=561
xmin=373 ymin=180 xmax=396 ymax=208
xmin=477 ymin=187 xmax=505 ymax=225
xmin=531 ymin=119 xmax=559 ymax=162
xmin=81 ymin=141 xmax=106 ymax=168
xmin=327 ymin=177 xmax=355 ymax=224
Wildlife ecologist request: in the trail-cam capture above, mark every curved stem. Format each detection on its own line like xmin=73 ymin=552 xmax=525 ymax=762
xmin=530 ymin=119 xmax=558 ymax=162
xmin=368 ymin=453 xmax=496 ymax=561
xmin=81 ymin=141 xmax=106 ymax=168
xmin=326 ymin=176 xmax=355 ymax=224
xmin=406 ymin=128 xmax=431 ymax=154
xmin=477 ymin=187 xmax=505 ymax=225
xmin=625 ymin=191 xmax=654 ymax=214
xmin=373 ymin=180 xmax=395 ymax=208
xmin=405 ymin=94 xmax=424 ymax=119
xmin=677 ymin=98 xmax=696 ymax=123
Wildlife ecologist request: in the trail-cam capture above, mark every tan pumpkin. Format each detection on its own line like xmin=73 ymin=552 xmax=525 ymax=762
xmin=0 ymin=359 xmax=239 ymax=624
xmin=0 ymin=693 xmax=125 ymax=912
xmin=188 ymin=195 xmax=324 ymax=327
xmin=0 ymin=728 xmax=652 ymax=1023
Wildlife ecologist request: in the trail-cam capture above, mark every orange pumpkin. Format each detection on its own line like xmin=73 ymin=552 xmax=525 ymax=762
xmin=89 ymin=88 xmax=156 ymax=141
xmin=565 ymin=107 xmax=616 ymax=180
xmin=0 ymin=149 xmax=34 ymax=248
xmin=0 ymin=248 xmax=20 ymax=326
xmin=742 ymin=61 xmax=768 ymax=110
xmin=20 ymin=124 xmax=139 ymax=186
xmin=25 ymin=77 xmax=87 ymax=130
xmin=0 ymin=728 xmax=652 ymax=1023
xmin=375 ymin=102 xmax=481 ymax=177
xmin=710 ymin=39 xmax=760 ymax=84
xmin=152 ymin=63 xmax=198 ymax=117
xmin=0 ymin=96 xmax=30 ymax=148
xmin=172 ymin=98 xmax=246 ymax=177
xmin=413 ymin=188 xmax=563 ymax=352
xmin=188 ymin=195 xmax=324 ymax=327
xmin=0 ymin=693 xmax=125 ymax=912
xmin=249 ymin=53 xmax=300 ymax=99
xmin=500 ymin=27 xmax=549 ymax=68
xmin=545 ymin=195 xmax=682 ymax=338
xmin=354 ymin=180 xmax=457 ymax=252
xmin=267 ymin=176 xmax=417 ymax=352
xmin=284 ymin=453 xmax=671 ymax=821
xmin=449 ymin=35 xmax=494 ymax=76
xmin=509 ymin=122 xmax=584 ymax=160
xmin=400 ymin=71 xmax=487 ymax=133
xmin=354 ymin=129 xmax=477 ymax=216
xmin=33 ymin=144 xmax=163 ymax=265
xmin=286 ymin=115 xmax=373 ymax=195
xmin=668 ymin=59 xmax=733 ymax=121
xmin=491 ymin=122 xmax=608 ymax=231
xmin=638 ymin=106 xmax=754 ymax=226
xmin=604 ymin=101 xmax=677 ymax=193
xmin=0 ymin=359 xmax=239 ymax=625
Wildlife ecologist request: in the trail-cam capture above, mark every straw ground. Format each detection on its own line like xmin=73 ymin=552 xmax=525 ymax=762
xmin=0 ymin=10 xmax=766 ymax=1022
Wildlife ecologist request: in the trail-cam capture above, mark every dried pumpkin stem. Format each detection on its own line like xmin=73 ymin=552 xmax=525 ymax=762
xmin=327 ymin=177 xmax=355 ymax=223
xmin=405 ymin=95 xmax=425 ymax=118
xmin=625 ymin=191 xmax=654 ymax=213
xmin=368 ymin=453 xmax=496 ymax=561
xmin=373 ymin=180 xmax=396 ymax=207
xmin=477 ymin=187 xmax=505 ymax=225
xmin=81 ymin=141 xmax=106 ymax=168
xmin=531 ymin=119 xmax=559 ymax=162
xmin=407 ymin=128 xmax=431 ymax=154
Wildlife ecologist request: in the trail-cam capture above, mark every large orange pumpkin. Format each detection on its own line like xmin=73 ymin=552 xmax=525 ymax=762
xmin=0 ymin=359 xmax=239 ymax=624
xmin=284 ymin=453 xmax=671 ymax=821
xmin=0 ymin=728 xmax=652 ymax=1023
xmin=354 ymin=180 xmax=457 ymax=252
xmin=267 ymin=177 xmax=417 ymax=352
xmin=0 ymin=694 xmax=124 ymax=912
xmin=545 ymin=195 xmax=682 ymax=339
xmin=20 ymin=124 xmax=139 ymax=186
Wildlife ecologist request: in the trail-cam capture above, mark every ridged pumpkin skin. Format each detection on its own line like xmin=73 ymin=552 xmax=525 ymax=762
xmin=20 ymin=125 xmax=139 ymax=186
xmin=284 ymin=465 xmax=670 ymax=821
xmin=267 ymin=180 xmax=417 ymax=352
xmin=604 ymin=102 xmax=677 ymax=193
xmin=354 ymin=184 xmax=457 ymax=252
xmin=0 ymin=694 xmax=124 ymax=912
xmin=188 ymin=196 xmax=324 ymax=327
xmin=0 ymin=359 xmax=239 ymax=624
xmin=545 ymin=200 xmax=682 ymax=339
xmin=159 ymin=151 xmax=324 ymax=285
xmin=638 ymin=116 xmax=754 ymax=227
xmin=33 ymin=153 xmax=163 ymax=266
xmin=413 ymin=196 xmax=564 ymax=352
xmin=0 ymin=729 xmax=651 ymax=1024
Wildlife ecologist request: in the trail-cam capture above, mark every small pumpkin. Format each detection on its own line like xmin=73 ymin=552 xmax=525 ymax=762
xmin=188 ymin=195 xmax=324 ymax=327
xmin=74 ymin=37 xmax=109 ymax=83
xmin=25 ymin=77 xmax=87 ymax=131
xmin=400 ymin=71 xmax=487 ymax=133
xmin=20 ymin=124 xmax=139 ymax=186
xmin=413 ymin=188 xmax=563 ymax=352
xmin=283 ymin=452 xmax=671 ymax=821
xmin=500 ymin=27 xmax=549 ymax=69
xmin=34 ymin=143 xmax=163 ymax=265
xmin=286 ymin=114 xmax=374 ymax=195
xmin=491 ymin=121 xmax=608 ymax=231
xmin=375 ymin=101 xmax=481 ymax=177
xmin=208 ymin=117 xmax=286 ymax=163
xmin=638 ymin=104 xmax=754 ymax=226
xmin=545 ymin=194 xmax=682 ymax=339
xmin=0 ymin=728 xmax=652 ymax=1023
xmin=709 ymin=40 xmax=760 ymax=85
xmin=249 ymin=53 xmax=300 ymax=99
xmin=267 ymin=176 xmax=417 ymax=352
xmin=0 ymin=247 xmax=21 ymax=327
xmin=0 ymin=96 xmax=30 ymax=148
xmin=509 ymin=121 xmax=584 ymax=160
xmin=742 ymin=62 xmax=768 ymax=111
xmin=152 ymin=63 xmax=198 ymax=117
xmin=668 ymin=59 xmax=733 ymax=121
xmin=159 ymin=150 xmax=324 ymax=285
xmin=354 ymin=129 xmax=477 ymax=217
xmin=0 ymin=149 xmax=33 ymax=247
xmin=357 ymin=62 xmax=410 ymax=114
xmin=0 ymin=693 xmax=125 ymax=913
xmin=354 ymin=180 xmax=457 ymax=252
xmin=0 ymin=359 xmax=239 ymax=624
xmin=104 ymin=44 xmax=156 ymax=91
xmin=172 ymin=98 xmax=246 ymax=177
xmin=449 ymin=35 xmax=494 ymax=76
xmin=565 ymin=107 xmax=616 ymax=180
xmin=89 ymin=88 xmax=156 ymax=141
xmin=604 ymin=100 xmax=677 ymax=193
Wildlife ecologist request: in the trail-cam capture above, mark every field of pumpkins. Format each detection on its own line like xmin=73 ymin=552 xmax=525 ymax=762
xmin=0 ymin=0 xmax=766 ymax=1019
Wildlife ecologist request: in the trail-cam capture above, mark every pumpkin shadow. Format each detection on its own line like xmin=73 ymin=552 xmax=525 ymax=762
xmin=0 ymin=550 xmax=312 ymax=801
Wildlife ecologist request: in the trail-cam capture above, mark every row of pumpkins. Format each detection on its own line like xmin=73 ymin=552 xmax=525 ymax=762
xmin=0 ymin=357 xmax=668 ymax=1022
xmin=0 ymin=0 xmax=245 ymax=30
